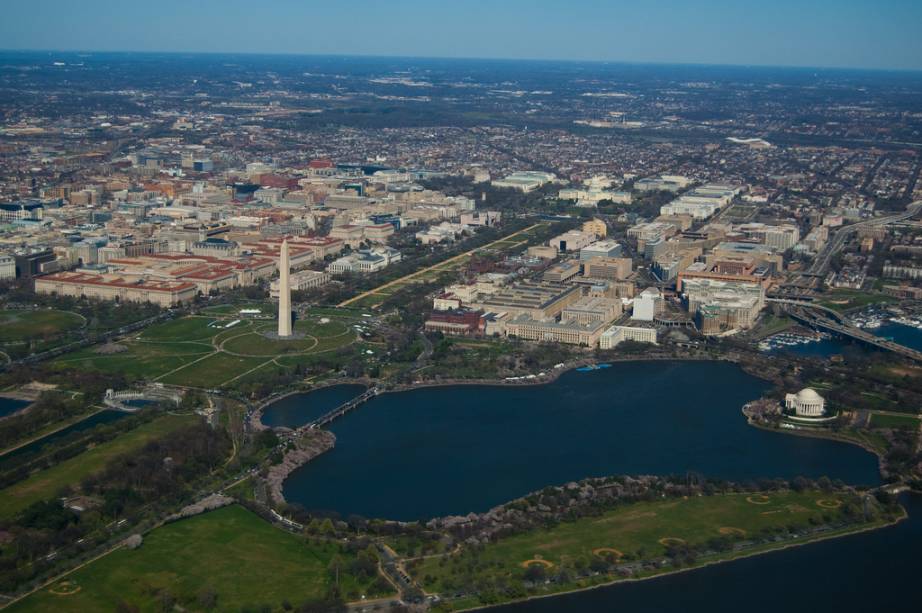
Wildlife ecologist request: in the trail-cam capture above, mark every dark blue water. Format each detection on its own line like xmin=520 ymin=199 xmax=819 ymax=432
xmin=278 ymin=362 xmax=880 ymax=520
xmin=0 ymin=397 xmax=29 ymax=419
xmin=261 ymin=385 xmax=367 ymax=428
xmin=772 ymin=322 xmax=922 ymax=358
xmin=496 ymin=493 xmax=922 ymax=613
xmin=121 ymin=399 xmax=158 ymax=409
xmin=878 ymin=322 xmax=922 ymax=352
xmin=0 ymin=409 xmax=127 ymax=464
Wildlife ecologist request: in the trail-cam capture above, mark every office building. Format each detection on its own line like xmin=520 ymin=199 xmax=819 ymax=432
xmin=632 ymin=288 xmax=663 ymax=321
xmin=580 ymin=240 xmax=623 ymax=261
xmin=599 ymin=325 xmax=658 ymax=349
xmin=583 ymin=257 xmax=632 ymax=281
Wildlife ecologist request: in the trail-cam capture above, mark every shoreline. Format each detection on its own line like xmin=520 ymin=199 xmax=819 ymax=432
xmin=453 ymin=508 xmax=908 ymax=612
xmin=250 ymin=378 xmax=374 ymax=432
xmin=0 ymin=407 xmax=107 ymax=458
xmin=266 ymin=429 xmax=337 ymax=505
xmin=745 ymin=418 xmax=891 ymax=480
xmin=260 ymin=356 xmax=785 ymax=506
xmin=256 ymin=353 xmax=769 ymax=427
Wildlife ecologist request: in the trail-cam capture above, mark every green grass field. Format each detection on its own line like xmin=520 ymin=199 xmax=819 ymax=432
xmin=0 ymin=310 xmax=85 ymax=342
xmin=869 ymin=413 xmax=920 ymax=430
xmin=138 ymin=316 xmax=225 ymax=342
xmin=413 ymin=490 xmax=863 ymax=596
xmin=49 ymin=307 xmax=358 ymax=388
xmin=816 ymin=289 xmax=896 ymax=312
xmin=9 ymin=505 xmax=391 ymax=612
xmin=0 ymin=414 xmax=198 ymax=519
xmin=158 ymin=352 xmax=269 ymax=388
xmin=52 ymin=342 xmax=213 ymax=379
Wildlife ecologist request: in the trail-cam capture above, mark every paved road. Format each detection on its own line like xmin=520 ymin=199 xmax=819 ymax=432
xmin=805 ymin=200 xmax=922 ymax=277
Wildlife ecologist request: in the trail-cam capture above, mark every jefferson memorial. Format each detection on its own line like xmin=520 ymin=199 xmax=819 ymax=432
xmin=785 ymin=388 xmax=826 ymax=418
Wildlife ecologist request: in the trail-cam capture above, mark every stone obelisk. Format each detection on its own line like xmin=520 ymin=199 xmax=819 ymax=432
xmin=277 ymin=239 xmax=292 ymax=337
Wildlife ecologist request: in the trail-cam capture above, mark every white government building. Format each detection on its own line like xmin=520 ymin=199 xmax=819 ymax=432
xmin=785 ymin=388 xmax=826 ymax=418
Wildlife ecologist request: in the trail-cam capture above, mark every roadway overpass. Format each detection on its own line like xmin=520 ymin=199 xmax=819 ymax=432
xmin=770 ymin=299 xmax=922 ymax=363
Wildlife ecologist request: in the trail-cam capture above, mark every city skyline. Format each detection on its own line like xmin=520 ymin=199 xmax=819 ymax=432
xmin=2 ymin=0 xmax=922 ymax=71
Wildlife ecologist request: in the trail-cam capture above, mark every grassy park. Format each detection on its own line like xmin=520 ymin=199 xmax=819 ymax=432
xmin=9 ymin=505 xmax=393 ymax=612
xmin=0 ymin=414 xmax=197 ymax=519
xmin=413 ymin=490 xmax=875 ymax=605
xmin=869 ymin=412 xmax=920 ymax=430
xmin=0 ymin=309 xmax=85 ymax=342
xmin=815 ymin=289 xmax=896 ymax=312
xmin=50 ymin=307 xmax=361 ymax=389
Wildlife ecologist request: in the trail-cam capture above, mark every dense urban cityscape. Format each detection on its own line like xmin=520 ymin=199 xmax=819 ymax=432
xmin=1 ymin=20 xmax=922 ymax=613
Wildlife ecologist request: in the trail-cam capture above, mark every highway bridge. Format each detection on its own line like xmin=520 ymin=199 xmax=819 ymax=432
xmin=765 ymin=298 xmax=846 ymax=323
xmin=771 ymin=299 xmax=922 ymax=363
xmin=297 ymin=387 xmax=380 ymax=432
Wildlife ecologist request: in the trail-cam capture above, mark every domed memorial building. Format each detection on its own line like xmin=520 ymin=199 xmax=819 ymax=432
xmin=785 ymin=388 xmax=826 ymax=418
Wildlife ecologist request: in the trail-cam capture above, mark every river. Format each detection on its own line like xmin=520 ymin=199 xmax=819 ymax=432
xmin=265 ymin=361 xmax=880 ymax=521
xmin=0 ymin=409 xmax=127 ymax=466
xmin=494 ymin=493 xmax=922 ymax=612
xmin=0 ymin=397 xmax=30 ymax=419
xmin=774 ymin=321 xmax=922 ymax=358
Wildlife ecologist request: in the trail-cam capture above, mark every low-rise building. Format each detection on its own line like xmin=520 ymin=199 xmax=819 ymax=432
xmin=270 ymin=270 xmax=330 ymax=298
xmin=551 ymin=230 xmax=595 ymax=252
xmin=424 ymin=309 xmax=485 ymax=336
xmin=543 ymin=260 xmax=581 ymax=283
xmin=0 ymin=254 xmax=15 ymax=280
xmin=473 ymin=281 xmax=582 ymax=320
xmin=35 ymin=271 xmax=197 ymax=306
xmin=492 ymin=171 xmax=556 ymax=192
xmin=683 ymin=277 xmax=765 ymax=334
xmin=632 ymin=287 xmax=663 ymax=321
xmin=527 ymin=245 xmax=558 ymax=259
xmin=599 ymin=325 xmax=658 ymax=349
xmin=561 ymin=296 xmax=622 ymax=324
xmin=327 ymin=247 xmax=402 ymax=275
xmin=460 ymin=211 xmax=501 ymax=227
xmin=582 ymin=218 xmax=608 ymax=238
xmin=583 ymin=257 xmax=632 ymax=281
xmin=580 ymin=239 xmax=623 ymax=261
xmin=504 ymin=314 xmax=609 ymax=346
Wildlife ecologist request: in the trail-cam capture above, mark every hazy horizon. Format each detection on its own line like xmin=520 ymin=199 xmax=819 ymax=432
xmin=2 ymin=0 xmax=921 ymax=72
xmin=4 ymin=48 xmax=922 ymax=76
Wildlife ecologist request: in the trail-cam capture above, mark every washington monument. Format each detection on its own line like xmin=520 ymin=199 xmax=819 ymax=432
xmin=277 ymin=239 xmax=292 ymax=337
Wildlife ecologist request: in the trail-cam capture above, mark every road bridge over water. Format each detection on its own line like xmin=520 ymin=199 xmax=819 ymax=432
xmin=296 ymin=387 xmax=380 ymax=433
xmin=771 ymin=299 xmax=922 ymax=363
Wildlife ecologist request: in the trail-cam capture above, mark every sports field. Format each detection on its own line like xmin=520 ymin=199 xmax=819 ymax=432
xmin=51 ymin=307 xmax=361 ymax=389
xmin=8 ymin=505 xmax=393 ymax=612
xmin=413 ymin=490 xmax=867 ymax=596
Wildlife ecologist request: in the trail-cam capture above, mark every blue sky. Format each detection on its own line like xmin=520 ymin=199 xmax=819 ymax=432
xmin=3 ymin=0 xmax=921 ymax=70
